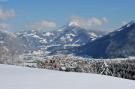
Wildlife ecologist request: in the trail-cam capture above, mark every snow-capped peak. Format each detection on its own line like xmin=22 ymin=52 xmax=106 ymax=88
xmin=68 ymin=21 xmax=80 ymax=27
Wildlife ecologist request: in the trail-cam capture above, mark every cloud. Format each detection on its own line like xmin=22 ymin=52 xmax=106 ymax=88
xmin=0 ymin=23 xmax=9 ymax=30
xmin=25 ymin=20 xmax=57 ymax=30
xmin=121 ymin=21 xmax=128 ymax=25
xmin=0 ymin=8 xmax=16 ymax=20
xmin=69 ymin=16 xmax=108 ymax=29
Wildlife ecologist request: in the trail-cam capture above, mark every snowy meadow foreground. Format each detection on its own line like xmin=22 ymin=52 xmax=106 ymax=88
xmin=0 ymin=64 xmax=135 ymax=89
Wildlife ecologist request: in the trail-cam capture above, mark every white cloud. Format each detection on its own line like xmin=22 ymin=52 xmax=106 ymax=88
xmin=0 ymin=8 xmax=16 ymax=20
xmin=0 ymin=23 xmax=9 ymax=30
xmin=69 ymin=16 xmax=108 ymax=29
xmin=25 ymin=20 xmax=57 ymax=30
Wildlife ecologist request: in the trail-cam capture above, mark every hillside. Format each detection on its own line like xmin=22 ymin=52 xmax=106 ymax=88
xmin=76 ymin=21 xmax=135 ymax=58
xmin=0 ymin=64 xmax=135 ymax=89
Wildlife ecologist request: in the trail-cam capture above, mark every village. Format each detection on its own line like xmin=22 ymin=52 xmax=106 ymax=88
xmin=20 ymin=54 xmax=135 ymax=80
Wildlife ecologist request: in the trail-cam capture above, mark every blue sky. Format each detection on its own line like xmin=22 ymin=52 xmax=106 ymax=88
xmin=0 ymin=0 xmax=135 ymax=32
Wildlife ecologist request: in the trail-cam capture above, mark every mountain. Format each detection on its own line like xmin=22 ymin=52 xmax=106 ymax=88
xmin=0 ymin=30 xmax=27 ymax=64
xmin=16 ymin=22 xmax=104 ymax=55
xmin=0 ymin=30 xmax=26 ymax=54
xmin=76 ymin=21 xmax=135 ymax=58
xmin=2 ymin=20 xmax=135 ymax=59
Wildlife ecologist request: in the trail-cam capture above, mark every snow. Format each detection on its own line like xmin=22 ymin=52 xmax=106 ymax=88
xmin=0 ymin=64 xmax=135 ymax=89
xmin=31 ymin=35 xmax=41 ymax=39
xmin=117 ymin=21 xmax=135 ymax=32
xmin=39 ymin=39 xmax=47 ymax=43
xmin=60 ymin=35 xmax=73 ymax=42
xmin=89 ymin=32 xmax=98 ymax=41
xmin=128 ymin=56 xmax=135 ymax=60
xmin=126 ymin=21 xmax=135 ymax=28
xmin=26 ymin=33 xmax=41 ymax=39
xmin=89 ymin=32 xmax=97 ymax=37
xmin=66 ymin=33 xmax=76 ymax=37
xmin=73 ymin=39 xmax=80 ymax=44
xmin=43 ymin=32 xmax=54 ymax=36
xmin=117 ymin=28 xmax=123 ymax=31
xmin=60 ymin=36 xmax=66 ymax=41
xmin=64 ymin=44 xmax=80 ymax=47
xmin=68 ymin=21 xmax=80 ymax=27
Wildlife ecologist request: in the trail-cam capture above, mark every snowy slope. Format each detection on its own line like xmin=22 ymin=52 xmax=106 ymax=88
xmin=0 ymin=64 xmax=135 ymax=89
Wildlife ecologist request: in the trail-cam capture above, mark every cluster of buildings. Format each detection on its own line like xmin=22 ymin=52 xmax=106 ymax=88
xmin=37 ymin=55 xmax=103 ymax=73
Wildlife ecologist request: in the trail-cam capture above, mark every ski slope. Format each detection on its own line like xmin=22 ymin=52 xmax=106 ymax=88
xmin=0 ymin=64 xmax=135 ymax=89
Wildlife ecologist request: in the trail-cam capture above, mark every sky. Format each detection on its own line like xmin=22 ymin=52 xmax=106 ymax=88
xmin=0 ymin=0 xmax=135 ymax=32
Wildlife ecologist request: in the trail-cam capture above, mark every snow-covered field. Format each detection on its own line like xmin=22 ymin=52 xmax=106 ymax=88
xmin=0 ymin=64 xmax=135 ymax=89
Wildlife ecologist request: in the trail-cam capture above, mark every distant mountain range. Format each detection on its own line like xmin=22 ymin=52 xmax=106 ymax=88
xmin=1 ymin=21 xmax=135 ymax=58
xmin=16 ymin=22 xmax=104 ymax=55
